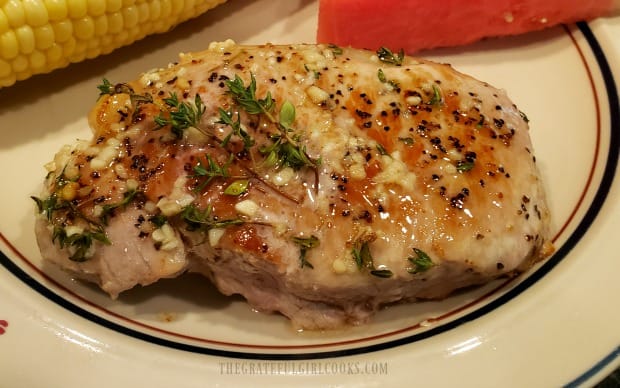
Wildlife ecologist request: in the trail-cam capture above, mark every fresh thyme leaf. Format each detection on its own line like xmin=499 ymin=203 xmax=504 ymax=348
xmin=225 ymin=74 xmax=275 ymax=116
xmin=192 ymin=154 xmax=233 ymax=192
xmin=31 ymin=194 xmax=70 ymax=222
xmin=99 ymin=189 xmax=140 ymax=225
xmin=279 ymin=100 xmax=296 ymax=130
xmin=97 ymin=78 xmax=114 ymax=96
xmin=224 ymin=179 xmax=249 ymax=196
xmin=291 ymin=235 xmax=319 ymax=269
xmin=456 ymin=160 xmax=475 ymax=173
xmin=155 ymin=93 xmax=206 ymax=138
xmin=351 ymin=240 xmax=393 ymax=277
xmin=377 ymin=68 xmax=387 ymax=83
xmin=52 ymin=225 xmax=110 ymax=262
xmin=351 ymin=240 xmax=374 ymax=270
xmin=398 ymin=136 xmax=415 ymax=146
xmin=148 ymin=214 xmax=168 ymax=227
xmin=376 ymin=47 xmax=404 ymax=66
xmin=217 ymin=108 xmax=255 ymax=149
xmin=407 ymin=248 xmax=435 ymax=274
xmin=180 ymin=204 xmax=244 ymax=232
xmin=377 ymin=69 xmax=400 ymax=90
xmin=370 ymin=269 xmax=393 ymax=278
xmin=260 ymin=137 xmax=320 ymax=170
xmin=328 ymin=43 xmax=343 ymax=56
xmin=429 ymin=84 xmax=442 ymax=106
xmin=376 ymin=143 xmax=389 ymax=156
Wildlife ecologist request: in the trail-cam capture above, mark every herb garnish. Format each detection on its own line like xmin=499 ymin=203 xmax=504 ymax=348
xmin=155 ymin=93 xmax=206 ymax=139
xmin=224 ymin=75 xmax=320 ymax=171
xmin=99 ymin=189 xmax=140 ymax=225
xmin=225 ymin=74 xmax=275 ymax=117
xmin=407 ymin=248 xmax=435 ymax=274
xmin=224 ymin=179 xmax=249 ymax=196
xmin=96 ymin=79 xmax=153 ymax=121
xmin=218 ymin=108 xmax=255 ymax=149
xmin=352 ymin=240 xmax=393 ymax=278
xmin=398 ymin=136 xmax=415 ymax=146
xmin=456 ymin=160 xmax=475 ymax=173
xmin=291 ymin=235 xmax=319 ymax=269
xmin=428 ymin=84 xmax=442 ymax=106
xmin=376 ymin=47 xmax=404 ymax=66
xmin=52 ymin=225 xmax=110 ymax=262
xmin=377 ymin=68 xmax=400 ymax=90
xmin=191 ymin=154 xmax=233 ymax=192
xmin=328 ymin=43 xmax=343 ymax=56
xmin=180 ymin=204 xmax=244 ymax=232
xmin=519 ymin=110 xmax=530 ymax=123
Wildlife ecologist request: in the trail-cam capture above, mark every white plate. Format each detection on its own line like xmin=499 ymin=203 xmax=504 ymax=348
xmin=0 ymin=1 xmax=618 ymax=386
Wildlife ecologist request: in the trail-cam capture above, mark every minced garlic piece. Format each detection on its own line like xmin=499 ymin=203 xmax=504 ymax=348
xmin=235 ymin=199 xmax=259 ymax=217
xmin=208 ymin=39 xmax=236 ymax=52
xmin=208 ymin=228 xmax=225 ymax=247
xmin=156 ymin=177 xmax=194 ymax=216
xmin=306 ymin=85 xmax=330 ymax=105
xmin=152 ymin=224 xmax=180 ymax=251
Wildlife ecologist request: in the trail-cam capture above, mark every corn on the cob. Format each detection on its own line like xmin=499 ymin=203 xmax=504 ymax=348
xmin=0 ymin=0 xmax=227 ymax=88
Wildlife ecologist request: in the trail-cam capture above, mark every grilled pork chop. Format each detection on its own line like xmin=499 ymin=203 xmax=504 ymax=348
xmin=33 ymin=41 xmax=553 ymax=329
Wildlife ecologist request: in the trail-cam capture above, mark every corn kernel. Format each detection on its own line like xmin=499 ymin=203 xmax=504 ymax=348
xmin=0 ymin=74 xmax=16 ymax=87
xmin=29 ymin=50 xmax=46 ymax=69
xmin=44 ymin=0 xmax=67 ymax=21
xmin=73 ymin=16 xmax=94 ymax=39
xmin=0 ymin=59 xmax=11 ymax=77
xmin=33 ymin=24 xmax=54 ymax=49
xmin=52 ymin=19 xmax=73 ymax=42
xmin=106 ymin=0 xmax=122 ymax=13
xmin=148 ymin=0 xmax=161 ymax=20
xmin=87 ymin=0 xmax=106 ymax=17
xmin=15 ymin=25 xmax=35 ymax=54
xmin=11 ymin=54 xmax=28 ymax=72
xmin=3 ymin=0 xmax=25 ymax=28
xmin=67 ymin=0 xmax=87 ymax=19
xmin=93 ymin=14 xmax=108 ymax=36
xmin=61 ymin=37 xmax=76 ymax=57
xmin=122 ymin=5 xmax=138 ymax=29
xmin=137 ymin=2 xmax=149 ymax=23
xmin=0 ymin=10 xmax=9 ymax=34
xmin=107 ymin=11 xmax=123 ymax=34
xmin=45 ymin=42 xmax=62 ymax=63
xmin=23 ymin=0 xmax=49 ymax=27
xmin=0 ymin=30 xmax=19 ymax=58
xmin=160 ymin=0 xmax=172 ymax=18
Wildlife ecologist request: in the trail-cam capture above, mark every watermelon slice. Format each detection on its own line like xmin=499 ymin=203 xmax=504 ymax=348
xmin=317 ymin=0 xmax=617 ymax=53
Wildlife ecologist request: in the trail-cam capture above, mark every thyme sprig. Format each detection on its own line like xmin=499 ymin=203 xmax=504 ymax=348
xmin=351 ymin=240 xmax=393 ymax=278
xmin=99 ymin=189 xmax=140 ymax=225
xmin=225 ymin=74 xmax=275 ymax=118
xmin=191 ymin=154 xmax=233 ymax=192
xmin=155 ymin=93 xmax=206 ymax=139
xmin=180 ymin=204 xmax=244 ymax=232
xmin=218 ymin=108 xmax=255 ymax=149
xmin=407 ymin=248 xmax=435 ymax=274
xmin=52 ymin=225 xmax=110 ymax=262
xmin=376 ymin=47 xmax=404 ymax=66
xmin=96 ymin=79 xmax=153 ymax=121
xmin=291 ymin=235 xmax=319 ymax=269
xmin=224 ymin=75 xmax=320 ymax=171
